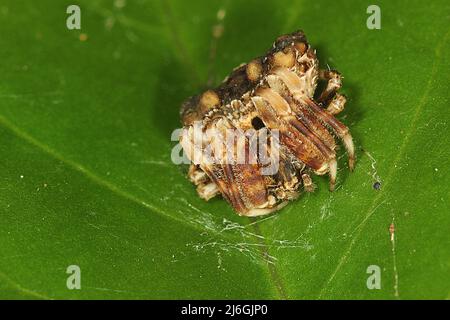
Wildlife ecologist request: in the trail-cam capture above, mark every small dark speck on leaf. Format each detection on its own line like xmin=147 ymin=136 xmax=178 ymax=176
xmin=373 ymin=181 xmax=381 ymax=190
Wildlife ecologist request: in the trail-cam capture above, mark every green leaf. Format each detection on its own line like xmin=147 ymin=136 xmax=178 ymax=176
xmin=0 ymin=0 xmax=448 ymax=299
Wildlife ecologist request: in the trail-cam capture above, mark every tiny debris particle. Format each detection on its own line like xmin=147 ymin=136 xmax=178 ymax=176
xmin=217 ymin=8 xmax=226 ymax=20
xmin=373 ymin=181 xmax=381 ymax=190
xmin=104 ymin=16 xmax=115 ymax=30
xmin=79 ymin=33 xmax=88 ymax=41
xmin=114 ymin=0 xmax=126 ymax=9
xmin=389 ymin=223 xmax=395 ymax=241
xmin=212 ymin=24 xmax=224 ymax=38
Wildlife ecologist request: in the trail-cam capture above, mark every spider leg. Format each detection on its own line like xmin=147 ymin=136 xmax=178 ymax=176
xmin=265 ymin=74 xmax=336 ymax=150
xmin=197 ymin=181 xmax=220 ymax=200
xmin=271 ymin=67 xmax=355 ymax=171
xmin=187 ymin=164 xmax=220 ymax=200
xmin=180 ymin=127 xmax=231 ymax=202
xmin=288 ymin=99 xmax=339 ymax=190
xmin=251 ymin=95 xmax=329 ymax=176
xmin=261 ymin=79 xmax=338 ymax=190
xmin=301 ymin=173 xmax=316 ymax=192
xmin=305 ymin=98 xmax=355 ymax=171
xmin=318 ymin=70 xmax=349 ymax=117
xmin=326 ymin=93 xmax=347 ymax=115
xmin=188 ymin=164 xmax=208 ymax=184
xmin=317 ymin=69 xmax=342 ymax=104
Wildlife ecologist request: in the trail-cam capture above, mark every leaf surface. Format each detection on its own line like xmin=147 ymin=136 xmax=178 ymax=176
xmin=0 ymin=0 xmax=449 ymax=299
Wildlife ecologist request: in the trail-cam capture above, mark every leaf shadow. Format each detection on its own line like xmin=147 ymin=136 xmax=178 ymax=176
xmin=150 ymin=55 xmax=198 ymax=137
xmin=150 ymin=0 xmax=284 ymax=137
xmin=211 ymin=0 xmax=286 ymax=84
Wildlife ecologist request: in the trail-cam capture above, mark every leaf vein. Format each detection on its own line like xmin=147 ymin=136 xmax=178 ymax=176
xmin=317 ymin=28 xmax=449 ymax=299
xmin=0 ymin=115 xmax=235 ymax=240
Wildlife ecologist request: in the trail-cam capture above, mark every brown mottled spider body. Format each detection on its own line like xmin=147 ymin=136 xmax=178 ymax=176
xmin=180 ymin=30 xmax=355 ymax=216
